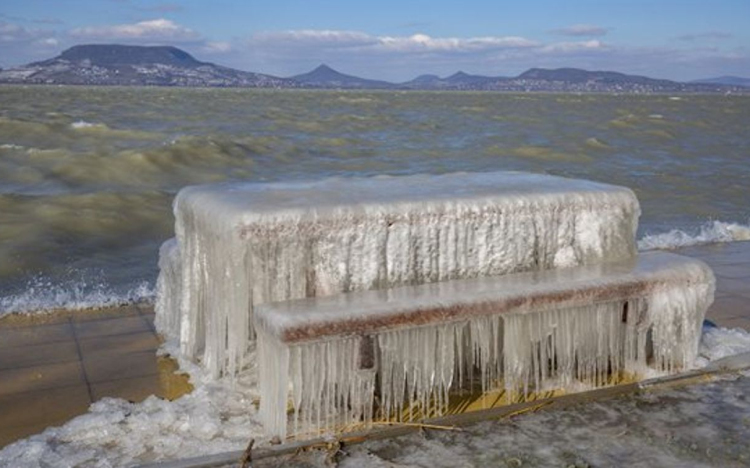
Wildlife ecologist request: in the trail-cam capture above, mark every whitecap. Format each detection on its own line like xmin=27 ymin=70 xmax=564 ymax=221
xmin=638 ymin=220 xmax=750 ymax=250
xmin=70 ymin=120 xmax=107 ymax=130
xmin=697 ymin=325 xmax=750 ymax=366
xmin=0 ymin=279 xmax=155 ymax=317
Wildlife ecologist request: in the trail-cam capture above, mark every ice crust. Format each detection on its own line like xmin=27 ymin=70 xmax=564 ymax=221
xmin=164 ymin=171 xmax=640 ymax=377
xmin=256 ymin=252 xmax=715 ymax=438
xmin=2 ymin=327 xmax=748 ymax=467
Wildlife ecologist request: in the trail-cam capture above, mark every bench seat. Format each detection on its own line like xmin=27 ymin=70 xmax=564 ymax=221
xmin=255 ymin=251 xmax=714 ymax=438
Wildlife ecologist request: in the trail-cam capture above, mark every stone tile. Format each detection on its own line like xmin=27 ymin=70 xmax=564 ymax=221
xmin=733 ymin=287 xmax=750 ymax=301
xmin=0 ymin=322 xmax=74 ymax=349
xmin=1 ymin=422 xmax=51 ymax=449
xmin=708 ymin=295 xmax=750 ymax=317
xmin=139 ymin=313 xmax=156 ymax=333
xmin=714 ymin=316 xmax=750 ymax=331
xmin=71 ymin=304 xmax=141 ymax=322
xmin=685 ymin=243 xmax=750 ymax=267
xmin=72 ymin=315 xmax=152 ymax=339
xmin=91 ymin=375 xmax=161 ymax=402
xmin=83 ymin=350 xmax=159 ymax=384
xmin=0 ymin=384 xmax=91 ymax=434
xmin=78 ymin=331 xmax=159 ymax=357
xmin=0 ymin=340 xmax=80 ymax=371
xmin=138 ymin=303 xmax=155 ymax=315
xmin=715 ymin=277 xmax=750 ymax=297
xmin=713 ymin=264 xmax=750 ymax=280
xmin=0 ymin=361 xmax=85 ymax=397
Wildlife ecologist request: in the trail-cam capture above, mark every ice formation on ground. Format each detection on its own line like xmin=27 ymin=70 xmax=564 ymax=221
xmin=1 ymin=327 xmax=749 ymax=467
xmin=341 ymin=368 xmax=750 ymax=468
xmin=162 ymin=172 xmax=640 ymax=377
xmin=255 ymin=252 xmax=714 ymax=438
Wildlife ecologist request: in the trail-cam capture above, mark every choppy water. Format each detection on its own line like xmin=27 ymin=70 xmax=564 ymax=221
xmin=1 ymin=86 xmax=749 ymax=312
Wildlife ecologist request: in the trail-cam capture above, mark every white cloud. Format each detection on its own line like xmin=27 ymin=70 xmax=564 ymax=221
xmin=0 ymin=20 xmax=63 ymax=66
xmin=70 ymin=19 xmax=200 ymax=42
xmin=201 ymin=41 xmax=232 ymax=53
xmin=541 ymin=40 xmax=607 ymax=54
xmin=375 ymin=34 xmax=538 ymax=53
xmin=252 ymin=30 xmax=377 ymax=49
xmin=248 ymin=30 xmax=538 ymax=55
xmin=552 ymin=24 xmax=609 ymax=37
xmin=35 ymin=37 xmax=59 ymax=47
xmin=0 ymin=21 xmax=39 ymax=42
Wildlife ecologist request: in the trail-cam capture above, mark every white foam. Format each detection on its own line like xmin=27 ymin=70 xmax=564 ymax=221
xmin=70 ymin=120 xmax=106 ymax=130
xmin=696 ymin=325 xmax=750 ymax=366
xmin=638 ymin=220 xmax=750 ymax=250
xmin=0 ymin=279 xmax=155 ymax=317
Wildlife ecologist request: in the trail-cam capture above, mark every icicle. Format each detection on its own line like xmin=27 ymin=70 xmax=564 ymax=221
xmin=154 ymin=238 xmax=181 ymax=341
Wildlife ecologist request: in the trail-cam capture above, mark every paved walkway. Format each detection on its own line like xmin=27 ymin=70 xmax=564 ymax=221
xmin=0 ymin=303 xmax=191 ymax=447
xmin=0 ymin=241 xmax=748 ymax=449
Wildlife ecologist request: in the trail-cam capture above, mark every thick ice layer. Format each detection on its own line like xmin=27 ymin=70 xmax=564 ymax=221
xmin=169 ymin=172 xmax=640 ymax=376
xmin=154 ymin=238 xmax=181 ymax=342
xmin=256 ymin=252 xmax=714 ymax=438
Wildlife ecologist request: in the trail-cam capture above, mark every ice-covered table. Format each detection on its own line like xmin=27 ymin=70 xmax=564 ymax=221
xmin=157 ymin=172 xmax=641 ymax=377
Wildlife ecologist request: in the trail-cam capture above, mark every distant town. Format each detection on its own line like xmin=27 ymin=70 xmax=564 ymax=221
xmin=1 ymin=44 xmax=748 ymax=94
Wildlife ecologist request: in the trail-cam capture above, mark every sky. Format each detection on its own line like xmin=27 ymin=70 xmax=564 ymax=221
xmin=1 ymin=0 xmax=749 ymax=81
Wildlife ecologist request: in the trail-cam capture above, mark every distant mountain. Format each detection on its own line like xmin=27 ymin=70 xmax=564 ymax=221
xmin=0 ymin=44 xmax=291 ymax=87
xmin=0 ymin=44 xmax=746 ymax=93
xmin=691 ymin=76 xmax=750 ymax=87
xmin=401 ymin=71 xmax=507 ymax=90
xmin=402 ymin=74 xmax=443 ymax=87
xmin=290 ymin=64 xmax=395 ymax=89
xmin=443 ymin=71 xmax=499 ymax=85
xmin=508 ymin=67 xmax=736 ymax=93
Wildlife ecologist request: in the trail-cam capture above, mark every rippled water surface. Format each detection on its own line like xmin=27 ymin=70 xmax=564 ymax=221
xmin=1 ymin=86 xmax=749 ymax=308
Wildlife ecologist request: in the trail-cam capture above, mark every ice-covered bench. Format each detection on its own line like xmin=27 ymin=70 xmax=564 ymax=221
xmin=255 ymin=251 xmax=714 ymax=438
xmin=159 ymin=172 xmax=641 ymax=377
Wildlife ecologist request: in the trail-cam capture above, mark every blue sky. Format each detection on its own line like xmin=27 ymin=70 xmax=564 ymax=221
xmin=1 ymin=0 xmax=748 ymax=81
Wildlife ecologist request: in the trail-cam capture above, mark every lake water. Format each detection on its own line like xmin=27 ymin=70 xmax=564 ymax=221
xmin=1 ymin=86 xmax=749 ymax=313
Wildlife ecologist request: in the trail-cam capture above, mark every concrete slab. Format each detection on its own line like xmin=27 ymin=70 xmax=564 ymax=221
xmin=0 ymin=340 xmax=80 ymax=371
xmin=73 ymin=315 xmax=153 ymax=339
xmin=0 ymin=361 xmax=86 ymax=397
xmin=0 ymin=322 xmax=74 ymax=349
xmin=83 ymin=350 xmax=160 ymax=384
xmin=78 ymin=331 xmax=159 ymax=357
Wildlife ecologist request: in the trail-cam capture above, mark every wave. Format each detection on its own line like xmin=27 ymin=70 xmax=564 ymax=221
xmin=70 ymin=120 xmax=107 ymax=130
xmin=0 ymin=278 xmax=155 ymax=317
xmin=638 ymin=220 xmax=750 ymax=250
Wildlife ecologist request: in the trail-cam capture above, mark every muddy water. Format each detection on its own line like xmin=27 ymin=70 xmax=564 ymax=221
xmin=1 ymin=86 xmax=749 ymax=311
